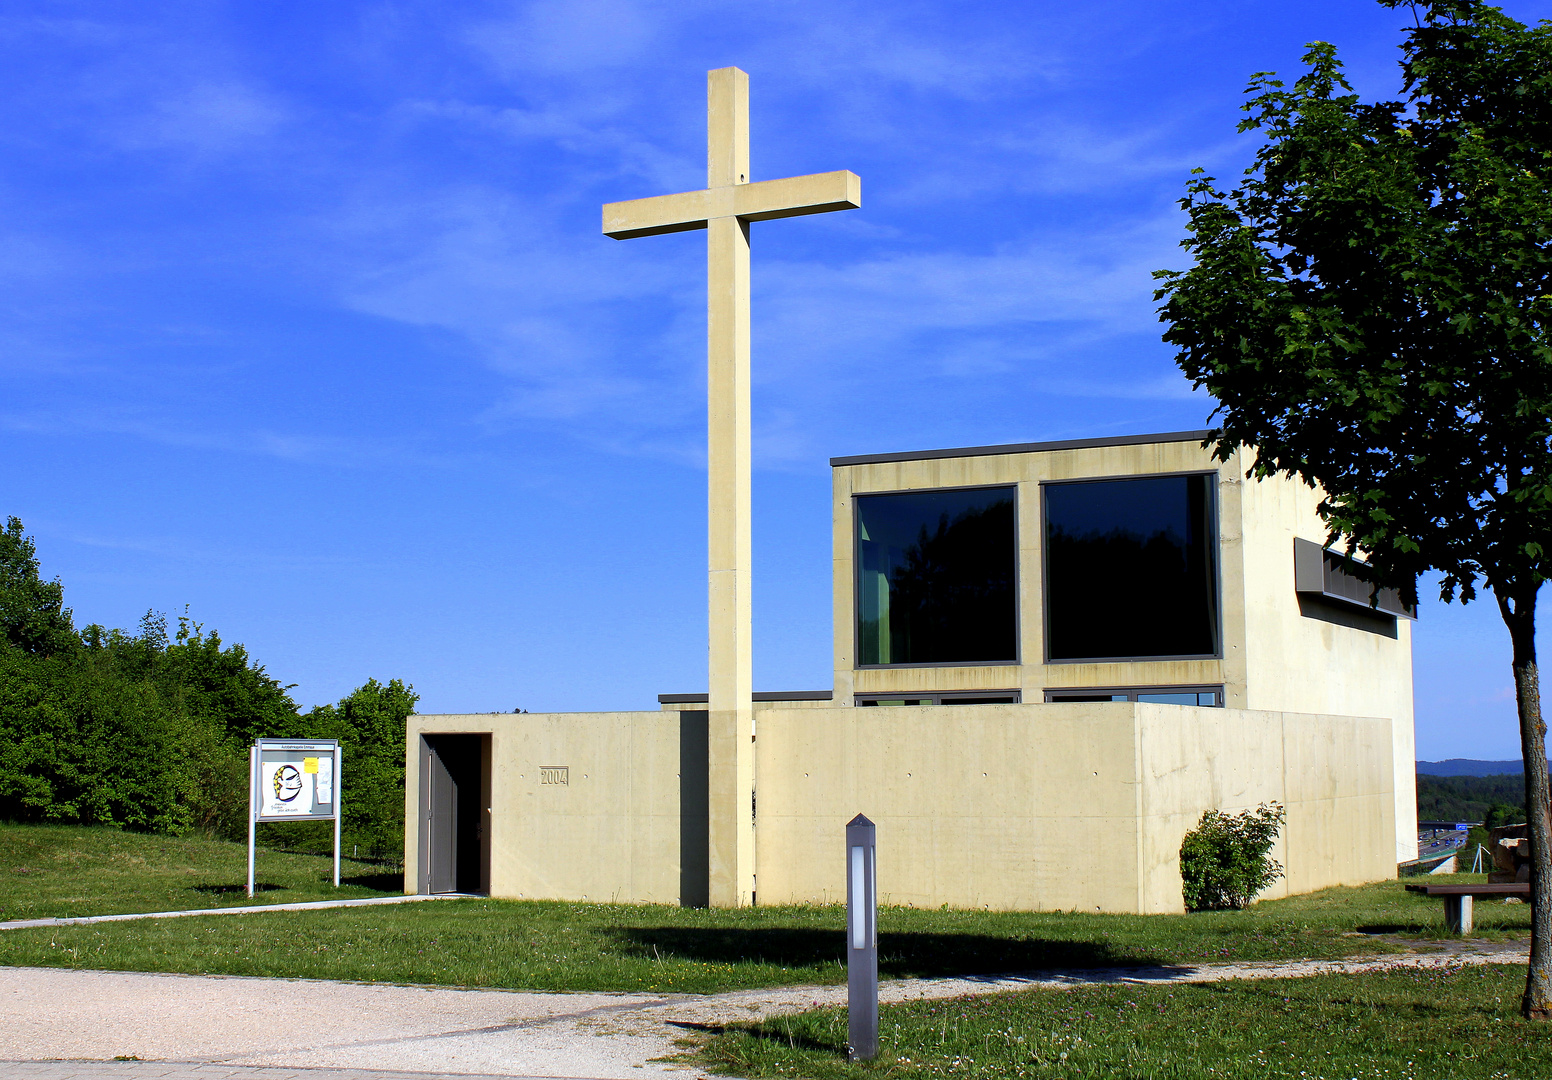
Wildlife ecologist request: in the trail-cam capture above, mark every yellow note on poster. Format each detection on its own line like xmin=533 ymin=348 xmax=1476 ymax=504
xmin=303 ymin=757 xmax=319 ymax=774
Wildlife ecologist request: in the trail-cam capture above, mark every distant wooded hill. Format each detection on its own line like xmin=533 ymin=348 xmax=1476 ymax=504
xmin=1416 ymin=772 xmax=1527 ymax=826
xmin=1417 ymin=759 xmax=1531 ymax=777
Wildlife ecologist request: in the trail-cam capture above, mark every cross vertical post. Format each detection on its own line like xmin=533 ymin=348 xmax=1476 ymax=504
xmin=603 ymin=68 xmax=860 ymax=908
xmin=705 ymin=67 xmax=755 ymax=908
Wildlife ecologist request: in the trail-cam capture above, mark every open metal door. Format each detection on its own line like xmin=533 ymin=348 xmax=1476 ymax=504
xmin=424 ymin=737 xmax=459 ymax=894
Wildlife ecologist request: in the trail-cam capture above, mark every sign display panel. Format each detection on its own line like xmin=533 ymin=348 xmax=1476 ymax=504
xmin=253 ymin=740 xmax=338 ymax=822
xmin=247 ymin=738 xmax=342 ymax=896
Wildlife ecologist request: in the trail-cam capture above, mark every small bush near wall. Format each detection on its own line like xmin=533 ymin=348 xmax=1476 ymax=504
xmin=1180 ymin=802 xmax=1286 ymax=911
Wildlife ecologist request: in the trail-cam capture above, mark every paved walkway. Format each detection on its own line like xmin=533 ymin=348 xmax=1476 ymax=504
xmin=0 ymin=940 xmax=1530 ymax=1080
xmin=0 ymin=1067 xmax=565 ymax=1080
xmin=0 ymin=895 xmax=465 ymax=932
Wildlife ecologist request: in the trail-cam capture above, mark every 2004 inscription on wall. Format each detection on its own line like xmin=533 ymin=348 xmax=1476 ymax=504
xmin=540 ymin=766 xmax=569 ymax=786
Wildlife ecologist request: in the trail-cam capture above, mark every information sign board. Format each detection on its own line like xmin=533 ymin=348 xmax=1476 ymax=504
xmin=247 ymin=739 xmax=342 ymax=896
xmin=254 ymin=740 xmax=339 ymax=821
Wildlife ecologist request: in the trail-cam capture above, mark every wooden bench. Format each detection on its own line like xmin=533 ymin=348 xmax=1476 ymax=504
xmin=1404 ymin=882 xmax=1531 ymax=933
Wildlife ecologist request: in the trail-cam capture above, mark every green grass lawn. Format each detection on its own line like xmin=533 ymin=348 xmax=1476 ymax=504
xmin=0 ymin=831 xmax=1530 ymax=993
xmin=696 ymin=963 xmax=1545 ymax=1078
xmin=4 ymin=824 xmax=1533 ymax=1075
xmin=0 ymin=823 xmax=402 ymax=921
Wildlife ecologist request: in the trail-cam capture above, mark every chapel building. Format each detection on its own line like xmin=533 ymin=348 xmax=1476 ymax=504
xmin=406 ymin=431 xmax=1416 ymax=913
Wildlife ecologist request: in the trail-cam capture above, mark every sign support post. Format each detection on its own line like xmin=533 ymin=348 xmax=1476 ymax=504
xmin=247 ymin=745 xmax=258 ymax=898
xmin=332 ymin=745 xmax=343 ymax=887
xmin=846 ymin=813 xmax=878 ymax=1062
xmin=248 ymin=739 xmax=342 ymax=898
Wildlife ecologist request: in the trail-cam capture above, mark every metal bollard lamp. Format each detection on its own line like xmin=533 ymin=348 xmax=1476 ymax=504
xmin=846 ymin=813 xmax=878 ymax=1061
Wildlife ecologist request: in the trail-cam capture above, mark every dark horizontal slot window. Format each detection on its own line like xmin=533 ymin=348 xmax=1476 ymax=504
xmin=856 ymin=692 xmax=1021 ymax=706
xmin=1044 ymin=474 xmax=1219 ymax=660
xmin=856 ymin=486 xmax=1017 ymax=666
xmin=1044 ymin=686 xmax=1223 ymax=707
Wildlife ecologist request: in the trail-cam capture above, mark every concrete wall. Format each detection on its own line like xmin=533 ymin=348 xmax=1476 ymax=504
xmin=754 ymin=702 xmax=1396 ymax=913
xmin=408 ymin=701 xmax=1394 ymax=914
xmin=1233 ymin=470 xmax=1418 ymax=861
xmin=405 ymin=711 xmax=706 ymax=905
xmin=830 ymin=435 xmax=1417 ymax=861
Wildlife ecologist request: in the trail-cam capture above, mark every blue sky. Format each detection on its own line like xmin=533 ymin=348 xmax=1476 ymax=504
xmin=3 ymin=0 xmax=1547 ymax=760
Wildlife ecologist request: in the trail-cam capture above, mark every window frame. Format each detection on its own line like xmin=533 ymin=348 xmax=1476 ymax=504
xmin=1043 ymin=684 xmax=1225 ymax=707
xmin=855 ymin=690 xmax=1023 ymax=706
xmin=1039 ymin=470 xmax=1224 ymax=664
xmin=851 ymin=482 xmax=1021 ymax=670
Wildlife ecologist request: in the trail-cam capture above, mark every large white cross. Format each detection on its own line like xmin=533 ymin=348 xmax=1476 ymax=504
xmin=603 ymin=68 xmax=860 ymax=907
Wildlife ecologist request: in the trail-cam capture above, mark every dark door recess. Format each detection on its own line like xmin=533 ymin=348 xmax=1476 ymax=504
xmin=422 ymin=734 xmax=488 ymax=894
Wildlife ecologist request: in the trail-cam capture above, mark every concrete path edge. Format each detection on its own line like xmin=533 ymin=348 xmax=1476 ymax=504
xmin=0 ymin=894 xmax=472 ymax=931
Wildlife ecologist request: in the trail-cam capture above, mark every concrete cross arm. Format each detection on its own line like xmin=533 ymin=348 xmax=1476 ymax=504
xmin=603 ymin=170 xmax=861 ymax=240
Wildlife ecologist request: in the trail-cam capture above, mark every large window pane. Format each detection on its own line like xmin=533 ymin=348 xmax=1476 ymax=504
xmin=855 ymin=486 xmax=1016 ymax=665
xmin=1044 ymin=474 xmax=1219 ymax=660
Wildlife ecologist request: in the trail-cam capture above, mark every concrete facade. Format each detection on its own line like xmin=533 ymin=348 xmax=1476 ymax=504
xmin=405 ymin=430 xmax=1417 ymax=911
xmin=829 ymin=431 xmax=1416 ymax=862
xmin=405 ymin=702 xmax=1395 ymax=913
xmin=407 ymin=711 xmax=696 ymax=905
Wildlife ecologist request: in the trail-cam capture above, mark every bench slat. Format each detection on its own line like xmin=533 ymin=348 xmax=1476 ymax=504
xmin=1404 ymin=883 xmax=1529 ymax=897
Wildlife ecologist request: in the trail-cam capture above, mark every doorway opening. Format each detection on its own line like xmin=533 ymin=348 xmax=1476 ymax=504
xmin=420 ymin=733 xmax=490 ymax=894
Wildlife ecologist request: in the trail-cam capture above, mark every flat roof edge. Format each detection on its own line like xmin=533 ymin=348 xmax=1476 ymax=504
xmin=829 ymin=430 xmax=1219 ymax=468
xmin=658 ymin=690 xmax=835 ymax=704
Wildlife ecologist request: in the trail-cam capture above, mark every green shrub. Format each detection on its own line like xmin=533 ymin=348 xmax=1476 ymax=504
xmin=0 ymin=517 xmax=417 ymax=860
xmin=1180 ymin=802 xmax=1286 ymax=911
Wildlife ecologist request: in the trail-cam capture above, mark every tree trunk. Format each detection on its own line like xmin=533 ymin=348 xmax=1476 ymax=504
xmin=1497 ymin=582 xmax=1551 ymax=1019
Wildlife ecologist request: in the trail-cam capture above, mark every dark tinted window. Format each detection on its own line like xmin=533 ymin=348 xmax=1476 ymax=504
xmin=856 ymin=486 xmax=1016 ymax=665
xmin=1044 ymin=474 xmax=1219 ymax=660
xmin=1043 ymin=686 xmax=1223 ymax=706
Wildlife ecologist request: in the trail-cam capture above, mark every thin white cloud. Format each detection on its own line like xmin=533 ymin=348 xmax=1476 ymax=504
xmin=312 ymin=163 xmax=1188 ymax=466
xmin=466 ymin=0 xmax=662 ymax=75
xmin=125 ymin=80 xmax=288 ymax=155
xmin=0 ymin=406 xmax=422 ymax=470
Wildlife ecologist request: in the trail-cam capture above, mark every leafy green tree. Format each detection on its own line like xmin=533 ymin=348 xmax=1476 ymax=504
xmin=1486 ymin=802 xmax=1526 ymax=830
xmin=1154 ymin=0 xmax=1552 ymax=1014
xmin=0 ymin=635 xmax=209 ymax=833
xmin=155 ymin=610 xmax=300 ymax=751
xmin=260 ymin=678 xmax=419 ymax=860
xmin=306 ymin=679 xmax=419 ymax=859
xmin=0 ymin=518 xmax=416 ymax=864
xmin=0 ymin=517 xmax=76 ymax=657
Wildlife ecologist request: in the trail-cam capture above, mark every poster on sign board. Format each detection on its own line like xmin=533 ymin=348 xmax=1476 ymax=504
xmin=316 ymin=755 xmax=333 ymax=804
xmin=252 ymin=740 xmax=338 ymax=822
xmin=261 ymin=760 xmax=315 ymax=816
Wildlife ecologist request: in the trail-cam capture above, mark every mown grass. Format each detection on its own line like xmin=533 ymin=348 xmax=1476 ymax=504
xmin=0 ymin=853 xmax=1531 ymax=993
xmin=0 ymin=823 xmax=400 ymax=920
xmin=697 ymin=963 xmax=1547 ymax=1078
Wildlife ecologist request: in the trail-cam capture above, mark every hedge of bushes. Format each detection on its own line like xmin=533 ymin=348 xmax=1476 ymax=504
xmin=0 ymin=516 xmax=414 ymax=861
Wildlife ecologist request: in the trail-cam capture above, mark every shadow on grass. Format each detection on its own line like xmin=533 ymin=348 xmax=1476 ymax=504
xmin=675 ymin=1018 xmax=843 ymax=1054
xmin=612 ymin=927 xmax=1167 ymax=977
xmin=189 ymin=873 xmax=402 ymax=896
xmin=1354 ymin=922 xmax=1433 ymax=935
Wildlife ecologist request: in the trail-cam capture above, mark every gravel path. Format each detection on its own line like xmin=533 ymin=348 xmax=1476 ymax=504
xmin=0 ymin=940 xmax=1530 ymax=1080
